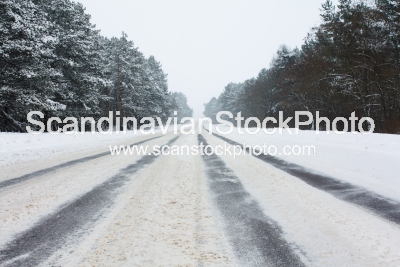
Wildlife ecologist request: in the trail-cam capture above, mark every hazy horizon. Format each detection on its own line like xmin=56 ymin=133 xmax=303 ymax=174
xmin=77 ymin=0 xmax=338 ymax=117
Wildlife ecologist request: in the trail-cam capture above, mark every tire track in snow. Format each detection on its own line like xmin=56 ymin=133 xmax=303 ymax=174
xmin=198 ymin=134 xmax=305 ymax=267
xmin=0 ymin=136 xmax=161 ymax=190
xmin=211 ymin=132 xmax=400 ymax=226
xmin=70 ymin=134 xmax=233 ymax=267
xmin=0 ymin=135 xmax=180 ymax=267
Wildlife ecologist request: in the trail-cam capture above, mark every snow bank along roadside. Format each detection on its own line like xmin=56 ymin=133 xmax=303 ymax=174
xmin=0 ymin=128 xmax=175 ymax=182
xmin=209 ymin=125 xmax=400 ymax=202
xmin=0 ymin=134 xmax=175 ymax=250
xmin=0 ymin=135 xmax=161 ymax=190
xmin=212 ymin=131 xmax=400 ymax=225
xmin=203 ymin=132 xmax=400 ymax=267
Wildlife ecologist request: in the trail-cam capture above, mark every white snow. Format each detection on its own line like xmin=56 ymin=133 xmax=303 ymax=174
xmin=209 ymin=125 xmax=400 ymax=202
xmin=1 ymin=126 xmax=400 ymax=266
xmin=0 ymin=134 xmax=173 ymax=249
xmin=0 ymin=128 xmax=177 ymax=182
xmin=42 ymin=134 xmax=234 ymax=267
xmin=203 ymin=132 xmax=400 ymax=267
xmin=45 ymin=99 xmax=67 ymax=111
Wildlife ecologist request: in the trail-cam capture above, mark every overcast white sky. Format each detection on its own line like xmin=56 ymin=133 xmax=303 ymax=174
xmin=77 ymin=0 xmax=338 ymax=117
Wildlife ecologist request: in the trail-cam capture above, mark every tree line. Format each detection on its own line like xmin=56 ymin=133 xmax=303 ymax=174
xmin=0 ymin=0 xmax=192 ymax=132
xmin=204 ymin=0 xmax=400 ymax=134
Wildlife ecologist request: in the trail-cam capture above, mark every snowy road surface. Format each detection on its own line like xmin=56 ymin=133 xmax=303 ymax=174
xmin=0 ymin=130 xmax=400 ymax=266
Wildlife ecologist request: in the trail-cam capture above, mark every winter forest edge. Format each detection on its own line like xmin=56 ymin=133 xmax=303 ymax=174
xmin=204 ymin=0 xmax=400 ymax=134
xmin=0 ymin=0 xmax=193 ymax=132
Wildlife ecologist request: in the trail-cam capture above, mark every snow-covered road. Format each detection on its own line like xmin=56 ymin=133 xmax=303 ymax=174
xmin=0 ymin=130 xmax=400 ymax=266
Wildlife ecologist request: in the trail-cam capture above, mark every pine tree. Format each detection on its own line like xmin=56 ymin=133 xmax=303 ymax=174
xmin=172 ymin=92 xmax=193 ymax=121
xmin=0 ymin=0 xmax=59 ymax=131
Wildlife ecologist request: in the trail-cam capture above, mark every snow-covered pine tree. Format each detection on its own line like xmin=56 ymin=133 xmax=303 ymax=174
xmin=0 ymin=0 xmax=60 ymax=132
xmin=0 ymin=0 xmax=192 ymax=132
xmin=145 ymin=56 xmax=174 ymax=121
xmin=171 ymin=92 xmax=193 ymax=122
xmin=33 ymin=0 xmax=106 ymax=126
xmin=102 ymin=33 xmax=146 ymax=125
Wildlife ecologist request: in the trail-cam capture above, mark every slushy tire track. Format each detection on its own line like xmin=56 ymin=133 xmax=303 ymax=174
xmin=211 ymin=132 xmax=400 ymax=226
xmin=0 ymin=136 xmax=180 ymax=267
xmin=198 ymin=134 xmax=305 ymax=267
xmin=0 ymin=136 xmax=161 ymax=190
